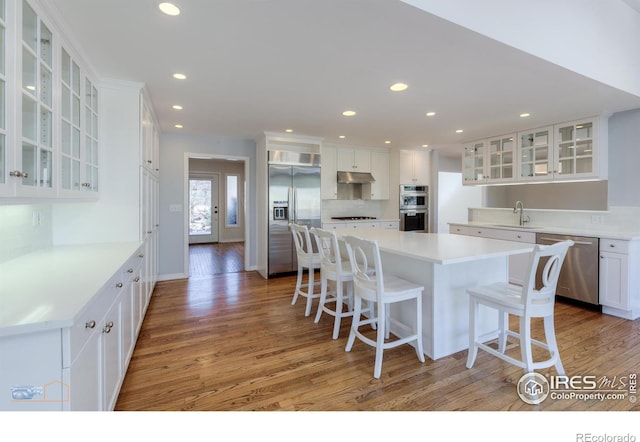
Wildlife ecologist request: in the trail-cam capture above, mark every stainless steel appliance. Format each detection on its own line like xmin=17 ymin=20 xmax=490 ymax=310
xmin=535 ymin=233 xmax=599 ymax=307
xmin=268 ymin=151 xmax=321 ymax=276
xmin=399 ymin=184 xmax=428 ymax=232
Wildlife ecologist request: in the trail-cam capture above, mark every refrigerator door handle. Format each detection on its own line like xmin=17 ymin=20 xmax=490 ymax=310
xmin=288 ymin=186 xmax=294 ymax=224
xmin=291 ymin=186 xmax=296 ymax=224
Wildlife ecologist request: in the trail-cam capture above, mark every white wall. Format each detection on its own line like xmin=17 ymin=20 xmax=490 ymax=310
xmin=608 ymin=108 xmax=640 ymax=206
xmin=159 ymin=133 xmax=256 ymax=278
xmin=402 ymin=0 xmax=640 ymax=96
xmin=0 ymin=205 xmax=52 ymax=263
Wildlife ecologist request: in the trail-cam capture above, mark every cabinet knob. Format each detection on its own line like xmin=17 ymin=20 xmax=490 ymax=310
xmin=127 ymin=268 xmax=134 ymax=273
xmin=609 ymin=244 xmax=616 ymax=248
xmin=116 ymin=282 xmax=124 ymax=288
xmin=9 ymin=171 xmax=28 ymax=179
xmin=85 ymin=320 xmax=96 ymax=329
xmin=147 ymin=160 xmax=152 ymax=164
xmin=134 ymin=276 xmax=140 ymax=282
xmin=103 ymin=321 xmax=114 ymax=334
xmin=139 ymin=254 xmax=145 ymax=258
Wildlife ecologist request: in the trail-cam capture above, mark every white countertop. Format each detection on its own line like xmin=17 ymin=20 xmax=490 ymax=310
xmin=323 ymin=218 xmax=400 ymax=223
xmin=0 ymin=242 xmax=142 ymax=337
xmin=332 ymin=228 xmax=534 ymax=265
xmin=448 ymin=222 xmax=640 ymax=241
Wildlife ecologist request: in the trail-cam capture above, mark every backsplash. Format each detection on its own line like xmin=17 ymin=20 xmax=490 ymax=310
xmin=322 ymin=199 xmax=396 ymax=220
xmin=468 ymin=206 xmax=640 ymax=234
xmin=0 ymin=205 xmax=53 ymax=264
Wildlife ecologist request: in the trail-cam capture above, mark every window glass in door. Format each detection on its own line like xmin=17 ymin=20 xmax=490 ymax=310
xmin=189 ymin=177 xmax=219 ymax=244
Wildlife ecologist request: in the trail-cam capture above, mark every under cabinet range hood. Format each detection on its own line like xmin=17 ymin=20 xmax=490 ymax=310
xmin=337 ymin=171 xmax=376 ymax=184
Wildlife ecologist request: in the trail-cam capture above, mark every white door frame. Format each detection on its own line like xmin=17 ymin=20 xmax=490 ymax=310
xmin=184 ymin=153 xmax=250 ymax=277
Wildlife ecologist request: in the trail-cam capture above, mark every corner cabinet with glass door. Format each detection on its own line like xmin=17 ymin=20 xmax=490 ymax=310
xmin=0 ymin=0 xmax=11 ymax=196
xmin=553 ymin=117 xmax=607 ymax=181
xmin=462 ymin=139 xmax=487 ymax=184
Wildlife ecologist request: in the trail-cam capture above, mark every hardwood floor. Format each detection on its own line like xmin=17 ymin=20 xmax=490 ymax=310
xmin=115 ymin=271 xmax=640 ymax=411
xmin=189 ymin=242 xmax=244 ymax=276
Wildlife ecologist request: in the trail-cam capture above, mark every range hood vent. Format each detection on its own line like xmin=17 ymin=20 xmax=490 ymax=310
xmin=337 ymin=171 xmax=376 ymax=184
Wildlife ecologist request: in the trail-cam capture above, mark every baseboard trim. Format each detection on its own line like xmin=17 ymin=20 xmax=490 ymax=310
xmin=157 ymin=273 xmax=188 ymax=281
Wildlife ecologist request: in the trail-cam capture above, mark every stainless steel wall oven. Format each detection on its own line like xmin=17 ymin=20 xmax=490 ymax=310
xmin=399 ymin=184 xmax=428 ymax=232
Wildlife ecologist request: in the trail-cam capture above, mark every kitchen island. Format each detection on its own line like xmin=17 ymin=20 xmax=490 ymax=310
xmin=332 ymin=228 xmax=535 ymax=360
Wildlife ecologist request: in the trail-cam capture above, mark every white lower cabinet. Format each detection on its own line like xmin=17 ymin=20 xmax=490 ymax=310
xmin=1 ymin=244 xmax=150 ymax=411
xmin=599 ymin=238 xmax=639 ymax=319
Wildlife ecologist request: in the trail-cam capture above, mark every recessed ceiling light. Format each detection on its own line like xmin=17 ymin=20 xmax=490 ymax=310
xmin=426 ymin=112 xmax=436 ymax=117
xmin=422 ymin=144 xmax=429 ymax=148
xmin=520 ymin=113 xmax=530 ymax=118
xmin=172 ymin=105 xmax=183 ymax=110
xmin=385 ymin=140 xmax=391 ymax=144
xmin=339 ymin=135 xmax=346 ymax=139
xmin=159 ymin=2 xmax=181 ymax=16
xmin=342 ymin=110 xmax=356 ymax=117
xmin=389 ymin=83 xmax=408 ymax=92
xmin=285 ymin=129 xmax=293 ymax=133
xmin=175 ymin=124 xmax=183 ymax=128
xmin=173 ymin=73 xmax=187 ymax=80
xmin=456 ymin=129 xmax=464 ymax=133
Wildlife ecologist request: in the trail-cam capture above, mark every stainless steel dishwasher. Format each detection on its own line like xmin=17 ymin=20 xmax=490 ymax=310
xmin=535 ymin=233 xmax=599 ymax=306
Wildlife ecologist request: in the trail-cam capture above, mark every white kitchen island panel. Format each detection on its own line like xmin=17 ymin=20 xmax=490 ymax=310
xmin=332 ymin=228 xmax=534 ymax=360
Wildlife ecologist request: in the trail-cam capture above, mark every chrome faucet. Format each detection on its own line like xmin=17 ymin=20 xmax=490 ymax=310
xmin=513 ymin=201 xmax=530 ymax=226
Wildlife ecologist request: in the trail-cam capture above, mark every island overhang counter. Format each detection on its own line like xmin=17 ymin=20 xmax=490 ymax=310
xmin=331 ymin=228 xmax=535 ymax=360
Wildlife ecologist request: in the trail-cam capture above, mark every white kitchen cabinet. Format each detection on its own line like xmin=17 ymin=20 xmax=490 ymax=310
xmin=322 ymin=222 xmax=346 ymax=230
xmin=321 ymin=145 xmax=337 ymax=200
xmin=363 ymin=151 xmax=389 ymax=200
xmin=380 ymin=221 xmax=399 ymax=229
xmin=599 ymin=238 xmax=640 ymax=319
xmin=517 ymin=126 xmax=553 ymax=181
xmin=462 ymin=140 xmax=488 ymax=184
xmin=553 ymin=117 xmax=607 ymax=181
xmin=141 ymin=96 xmax=160 ymax=176
xmin=1 ymin=1 xmax=100 ymax=200
xmin=400 ymin=149 xmax=430 ymax=184
xmin=337 ymin=147 xmax=370 ymax=173
xmin=346 ymin=221 xmax=379 ymax=229
xmin=486 ymin=134 xmax=515 ymax=183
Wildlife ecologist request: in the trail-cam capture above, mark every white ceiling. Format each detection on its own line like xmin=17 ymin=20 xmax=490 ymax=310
xmin=50 ymin=0 xmax=640 ymax=157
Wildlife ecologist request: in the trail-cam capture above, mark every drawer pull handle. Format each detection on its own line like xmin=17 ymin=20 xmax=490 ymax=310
xmin=134 ymin=276 xmax=140 ymax=282
xmin=103 ymin=321 xmax=114 ymax=334
xmin=85 ymin=320 xmax=96 ymax=329
xmin=139 ymin=254 xmax=145 ymax=258
xmin=116 ymin=282 xmax=124 ymax=288
xmin=127 ymin=268 xmax=134 ymax=273
xmin=609 ymin=244 xmax=616 ymax=248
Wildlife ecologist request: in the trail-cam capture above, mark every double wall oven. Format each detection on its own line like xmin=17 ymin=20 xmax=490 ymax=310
xmin=399 ymin=184 xmax=428 ymax=232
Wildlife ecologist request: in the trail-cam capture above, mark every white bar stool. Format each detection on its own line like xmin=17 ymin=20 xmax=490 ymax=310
xmin=310 ymin=227 xmax=355 ymax=339
xmin=466 ymin=240 xmax=574 ymax=375
xmin=290 ymin=223 xmax=322 ymax=317
xmin=342 ymin=234 xmax=425 ymax=379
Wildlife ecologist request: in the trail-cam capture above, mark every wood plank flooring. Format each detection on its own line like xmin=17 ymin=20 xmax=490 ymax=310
xmin=189 ymin=242 xmax=244 ymax=276
xmin=115 ymin=271 xmax=640 ymax=411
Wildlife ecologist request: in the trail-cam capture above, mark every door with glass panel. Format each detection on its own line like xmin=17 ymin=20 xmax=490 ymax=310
xmin=518 ymin=126 xmax=553 ymax=182
xmin=189 ymin=176 xmax=220 ymax=244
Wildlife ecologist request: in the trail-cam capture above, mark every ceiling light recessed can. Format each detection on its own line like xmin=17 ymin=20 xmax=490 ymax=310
xmin=385 ymin=140 xmax=391 ymax=144
xmin=175 ymin=124 xmax=183 ymax=128
xmin=159 ymin=2 xmax=181 ymax=16
xmin=426 ymin=112 xmax=436 ymax=117
xmin=422 ymin=144 xmax=429 ymax=148
xmin=285 ymin=129 xmax=293 ymax=133
xmin=173 ymin=73 xmax=187 ymax=80
xmin=389 ymin=83 xmax=408 ymax=92
xmin=172 ymin=105 xmax=183 ymax=110
xmin=339 ymin=135 xmax=346 ymax=139
xmin=456 ymin=129 xmax=464 ymax=133
xmin=520 ymin=113 xmax=530 ymax=118
xmin=342 ymin=110 xmax=356 ymax=117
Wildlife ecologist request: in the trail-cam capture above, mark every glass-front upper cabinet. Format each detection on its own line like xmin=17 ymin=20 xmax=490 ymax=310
xmin=462 ymin=140 xmax=487 ymax=184
xmin=84 ymin=77 xmax=99 ymax=192
xmin=517 ymin=126 xmax=553 ymax=181
xmin=554 ymin=119 xmax=598 ymax=179
xmin=486 ymin=133 xmax=515 ymax=183
xmin=19 ymin=0 xmax=54 ymax=196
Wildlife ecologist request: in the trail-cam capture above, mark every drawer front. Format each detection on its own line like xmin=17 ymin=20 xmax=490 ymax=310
xmin=322 ymin=222 xmax=346 ymax=230
xmin=600 ymin=238 xmax=629 ymax=254
xmin=501 ymin=230 xmax=536 ymax=243
xmin=449 ymin=225 xmax=469 ymax=235
xmin=380 ymin=221 xmax=399 ymax=229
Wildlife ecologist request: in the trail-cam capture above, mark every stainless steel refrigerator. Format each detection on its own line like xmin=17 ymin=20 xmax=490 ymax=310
xmin=268 ymin=152 xmax=321 ymax=276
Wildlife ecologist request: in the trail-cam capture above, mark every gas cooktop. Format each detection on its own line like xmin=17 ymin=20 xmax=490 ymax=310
xmin=331 ymin=216 xmax=377 ymax=220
